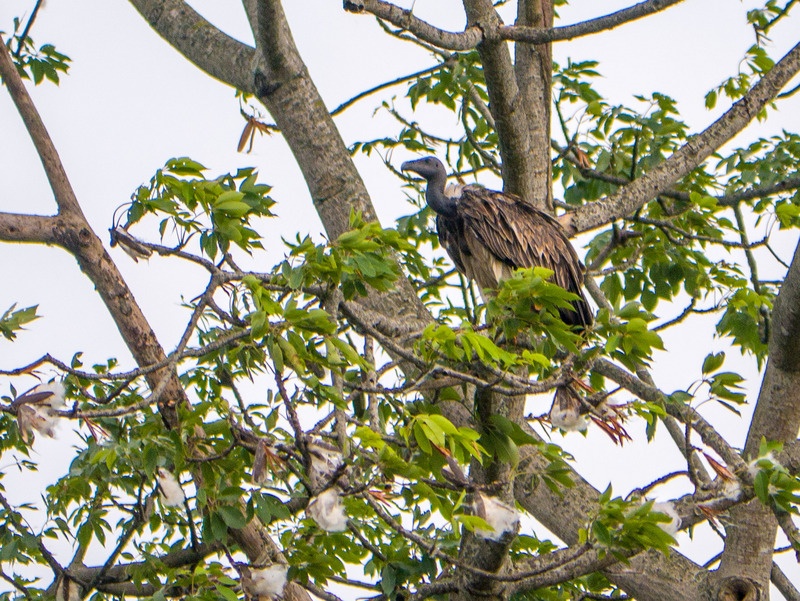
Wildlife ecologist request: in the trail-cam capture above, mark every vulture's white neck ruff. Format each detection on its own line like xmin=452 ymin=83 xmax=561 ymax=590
xmin=444 ymin=182 xmax=465 ymax=198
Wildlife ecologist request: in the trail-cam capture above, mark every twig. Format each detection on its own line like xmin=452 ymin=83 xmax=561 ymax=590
xmin=13 ymin=0 xmax=46 ymax=57
xmin=0 ymin=491 xmax=62 ymax=575
xmin=331 ymin=56 xmax=456 ymax=116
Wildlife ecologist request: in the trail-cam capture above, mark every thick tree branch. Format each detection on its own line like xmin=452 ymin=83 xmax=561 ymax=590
xmin=0 ymin=212 xmax=59 ymax=244
xmin=463 ymin=0 xmax=539 ymax=202
xmin=3 ymin=6 xmax=301 ymax=583
xmin=66 ymin=543 xmax=219 ymax=592
xmin=554 ymin=142 xmax=800 ymax=210
xmin=347 ymin=0 xmax=686 ymax=51
xmin=562 ymin=40 xmax=800 ymax=235
xmin=716 ymin=236 xmax=800 ymax=592
xmin=513 ymin=423 xmax=703 ymax=601
xmin=718 ymin=174 xmax=800 ymax=207
xmin=772 ymin=561 xmax=800 ymax=601
xmin=0 ymin=34 xmax=184 ymax=427
xmin=513 ymin=0 xmax=554 ymax=209
xmin=127 ymin=0 xmax=255 ymax=93
xmin=343 ymin=0 xmax=482 ymax=50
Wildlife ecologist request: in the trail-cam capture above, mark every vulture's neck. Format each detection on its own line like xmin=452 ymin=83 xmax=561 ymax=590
xmin=425 ymin=172 xmax=458 ymax=217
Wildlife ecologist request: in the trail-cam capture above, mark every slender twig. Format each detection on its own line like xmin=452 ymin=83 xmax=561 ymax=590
xmin=766 ymin=243 xmax=791 ymax=269
xmin=13 ymin=0 xmax=46 ymax=57
xmin=331 ymin=56 xmax=455 ymax=116
xmin=302 ymin=582 xmax=345 ymax=601
xmin=0 ymin=491 xmax=62 ymax=575
xmin=272 ymin=371 xmax=311 ymax=484
xmin=461 ymin=96 xmax=501 ymax=172
xmin=0 ymin=567 xmax=32 ymax=599
xmin=630 ymin=471 xmax=690 ymax=498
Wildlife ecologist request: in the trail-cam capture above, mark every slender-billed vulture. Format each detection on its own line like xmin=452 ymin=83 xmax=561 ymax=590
xmin=401 ymin=156 xmax=592 ymax=329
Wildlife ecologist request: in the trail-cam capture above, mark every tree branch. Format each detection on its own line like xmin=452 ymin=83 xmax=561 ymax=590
xmin=716 ymin=236 xmax=800 ymax=592
xmin=347 ymin=0 xmax=686 ymax=51
xmin=499 ymin=0 xmax=686 ymax=44
xmin=127 ymin=0 xmax=255 ymax=93
xmin=772 ymin=561 xmax=800 ymax=601
xmin=463 ymin=0 xmax=539 ymax=202
xmin=562 ymin=40 xmax=800 ymax=235
xmin=0 ymin=40 xmax=82 ymax=216
xmin=343 ymin=0 xmax=482 ymax=50
xmin=0 ymin=212 xmax=59 ymax=244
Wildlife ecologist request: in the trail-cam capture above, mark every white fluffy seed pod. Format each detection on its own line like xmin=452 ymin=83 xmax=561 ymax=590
xmin=17 ymin=404 xmax=58 ymax=442
xmin=549 ymin=405 xmax=589 ymax=431
xmin=722 ymin=478 xmax=742 ymax=501
xmin=747 ymin=452 xmax=781 ymax=478
xmin=651 ymin=502 xmax=681 ymax=537
xmin=247 ymin=564 xmax=288 ymax=598
xmin=307 ymin=488 xmax=348 ymax=532
xmin=307 ymin=442 xmax=343 ymax=489
xmin=156 ymin=468 xmax=185 ymax=507
xmin=473 ymin=492 xmax=520 ymax=541
xmin=32 ymin=380 xmax=67 ymax=409
xmin=548 ymin=387 xmax=589 ymax=432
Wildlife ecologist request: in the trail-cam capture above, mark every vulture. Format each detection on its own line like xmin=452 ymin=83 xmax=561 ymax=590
xmin=401 ymin=157 xmax=592 ymax=329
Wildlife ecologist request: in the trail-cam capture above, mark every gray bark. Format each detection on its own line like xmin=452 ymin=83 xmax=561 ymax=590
xmin=713 ymin=240 xmax=800 ymax=598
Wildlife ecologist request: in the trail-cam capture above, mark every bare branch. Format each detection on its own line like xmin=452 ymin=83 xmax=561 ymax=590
xmin=344 ymin=0 xmax=482 ymax=50
xmin=772 ymin=561 xmax=800 ymax=601
xmin=348 ymin=0 xmax=686 ymax=53
xmin=0 ymin=212 xmax=59 ymax=244
xmin=13 ymin=0 xmax=46 ymax=57
xmin=0 ymin=41 xmax=82 ymax=216
xmin=331 ymin=57 xmax=455 ymax=116
xmin=127 ymin=0 xmax=255 ymax=93
xmin=716 ymin=237 xmax=800 ymax=589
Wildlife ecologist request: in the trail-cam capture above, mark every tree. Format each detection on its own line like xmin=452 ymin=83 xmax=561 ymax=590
xmin=1 ymin=1 xmax=799 ymax=600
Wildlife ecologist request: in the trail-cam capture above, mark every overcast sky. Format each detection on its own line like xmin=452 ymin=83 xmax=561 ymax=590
xmin=1 ymin=0 xmax=798 ymax=597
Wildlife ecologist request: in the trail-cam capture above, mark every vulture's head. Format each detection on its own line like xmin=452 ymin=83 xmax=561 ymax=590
xmin=401 ymin=156 xmax=457 ymax=216
xmin=401 ymin=156 xmax=446 ymax=183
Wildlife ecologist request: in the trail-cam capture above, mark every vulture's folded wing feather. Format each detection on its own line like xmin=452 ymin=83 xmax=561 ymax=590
xmin=451 ymin=187 xmax=592 ymax=328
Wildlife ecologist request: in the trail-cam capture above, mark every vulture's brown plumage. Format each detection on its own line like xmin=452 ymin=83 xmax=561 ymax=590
xmin=401 ymin=156 xmax=592 ymax=329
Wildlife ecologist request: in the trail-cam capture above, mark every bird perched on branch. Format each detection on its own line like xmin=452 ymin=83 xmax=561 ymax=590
xmin=401 ymin=156 xmax=592 ymax=329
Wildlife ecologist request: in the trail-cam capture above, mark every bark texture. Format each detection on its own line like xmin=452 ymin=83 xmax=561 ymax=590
xmin=713 ymin=240 xmax=800 ymax=598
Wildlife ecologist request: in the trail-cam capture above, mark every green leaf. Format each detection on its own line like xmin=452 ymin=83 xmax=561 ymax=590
xmin=0 ymin=304 xmax=39 ymax=340
xmin=217 ymin=505 xmax=247 ymax=529
xmin=214 ymin=583 xmax=240 ymax=601
xmin=702 ymin=352 xmax=725 ymax=374
xmin=754 ymin=470 xmax=770 ymax=505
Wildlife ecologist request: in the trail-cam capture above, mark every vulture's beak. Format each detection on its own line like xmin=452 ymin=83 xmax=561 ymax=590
xmin=400 ymin=160 xmax=419 ymax=174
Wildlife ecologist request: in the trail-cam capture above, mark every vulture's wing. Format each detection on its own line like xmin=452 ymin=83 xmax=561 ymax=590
xmin=454 ymin=186 xmax=592 ymax=327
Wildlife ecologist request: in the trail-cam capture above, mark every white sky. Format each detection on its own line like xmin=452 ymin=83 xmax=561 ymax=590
xmin=0 ymin=0 xmax=798 ymax=598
